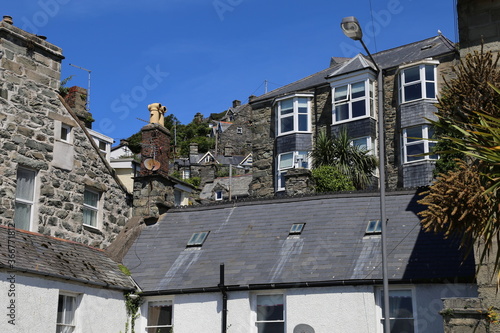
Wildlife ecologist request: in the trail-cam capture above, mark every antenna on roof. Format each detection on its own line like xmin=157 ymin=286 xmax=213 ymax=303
xmin=69 ymin=63 xmax=92 ymax=112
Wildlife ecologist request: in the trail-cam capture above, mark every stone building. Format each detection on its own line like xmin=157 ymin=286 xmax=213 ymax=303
xmin=249 ymin=34 xmax=457 ymax=197
xmin=0 ymin=16 xmax=131 ymax=248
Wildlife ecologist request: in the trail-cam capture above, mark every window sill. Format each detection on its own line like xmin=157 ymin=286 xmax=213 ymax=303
xmin=83 ymin=224 xmax=102 ymax=234
xmin=399 ymin=98 xmax=437 ymax=106
xmin=332 ymin=115 xmax=373 ymax=126
xmin=277 ymin=131 xmax=312 ymax=137
xmin=402 ymin=159 xmax=437 ymax=166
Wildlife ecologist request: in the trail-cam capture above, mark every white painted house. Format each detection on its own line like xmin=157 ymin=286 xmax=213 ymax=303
xmin=0 ymin=225 xmax=134 ymax=333
xmin=123 ymin=190 xmax=477 ymax=333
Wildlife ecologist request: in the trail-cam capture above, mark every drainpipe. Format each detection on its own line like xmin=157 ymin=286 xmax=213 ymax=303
xmin=218 ymin=263 xmax=227 ymax=333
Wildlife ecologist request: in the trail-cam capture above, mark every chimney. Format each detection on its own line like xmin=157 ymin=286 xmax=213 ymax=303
xmin=64 ymin=86 xmax=94 ymax=128
xmin=232 ymin=100 xmax=241 ymax=108
xmin=139 ymin=103 xmax=171 ymax=177
xmin=190 ymin=143 xmax=199 ymax=155
xmin=3 ymin=16 xmax=13 ymax=24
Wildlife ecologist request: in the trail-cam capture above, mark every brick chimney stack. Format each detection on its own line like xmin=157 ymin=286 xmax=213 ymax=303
xmin=139 ymin=103 xmax=171 ymax=177
xmin=64 ymin=86 xmax=94 ymax=128
xmin=232 ymin=100 xmax=241 ymax=108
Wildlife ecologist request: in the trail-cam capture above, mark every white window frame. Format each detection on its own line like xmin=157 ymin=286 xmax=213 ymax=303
xmin=56 ymin=293 xmax=78 ymax=333
xmin=351 ymin=136 xmax=375 ymax=154
xmin=182 ymin=168 xmax=191 ymax=180
xmin=402 ymin=125 xmax=437 ymax=164
xmin=332 ymin=78 xmax=374 ymax=124
xmin=215 ymin=190 xmax=223 ymax=201
xmin=254 ymin=293 xmax=285 ymax=333
xmin=377 ymin=287 xmax=417 ymax=333
xmin=237 ymin=127 xmax=243 ymax=134
xmin=275 ymin=94 xmax=312 ymax=136
xmin=14 ymin=167 xmax=37 ymax=231
xmin=276 ymin=151 xmax=310 ymax=191
xmin=145 ymin=300 xmax=173 ymax=333
xmin=83 ymin=188 xmax=100 ymax=228
xmin=60 ymin=123 xmax=72 ymax=143
xmin=398 ymin=61 xmax=439 ymax=104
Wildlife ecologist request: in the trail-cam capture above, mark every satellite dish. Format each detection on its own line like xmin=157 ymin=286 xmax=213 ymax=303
xmin=293 ymin=324 xmax=315 ymax=333
xmin=144 ymin=158 xmax=161 ymax=171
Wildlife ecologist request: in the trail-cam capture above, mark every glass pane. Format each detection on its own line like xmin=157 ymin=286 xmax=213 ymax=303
xmin=257 ymin=295 xmax=284 ymax=321
xmin=279 ymin=153 xmax=293 ymax=170
xmin=280 ymin=116 xmax=293 ymax=133
xmin=334 ymin=85 xmax=348 ymax=101
xmin=147 ymin=328 xmax=172 ymax=333
xmin=65 ymin=297 xmax=75 ymax=324
xmin=404 ymin=67 xmax=420 ymax=83
xmin=16 ymin=168 xmax=35 ymax=201
xmin=57 ymin=295 xmax=64 ymax=323
xmin=426 ymin=82 xmax=435 ymax=98
xmin=429 ymin=142 xmax=438 ymax=160
xmin=14 ymin=202 xmax=31 ymax=230
xmin=148 ymin=304 xmax=173 ymax=326
xmin=280 ymin=99 xmax=293 ymax=113
xmin=406 ymin=127 xmax=423 ymax=143
xmin=407 ymin=143 xmax=424 ymax=162
xmin=83 ymin=208 xmax=97 ymax=226
xmin=298 ymin=98 xmax=308 ymax=113
xmin=298 ymin=151 xmax=309 ymax=168
xmin=404 ymin=83 xmax=422 ymax=101
xmin=335 ymin=103 xmax=349 ymax=121
xmin=298 ymin=114 xmax=308 ymax=131
xmin=352 ymin=100 xmax=366 ymax=118
xmin=390 ymin=319 xmax=414 ymax=333
xmin=425 ymin=65 xmax=434 ymax=81
xmin=61 ymin=126 xmax=69 ymax=141
xmin=351 ymin=81 xmax=365 ymax=99
xmin=257 ymin=322 xmax=284 ymax=333
xmin=56 ymin=325 xmax=75 ymax=333
xmin=352 ymin=138 xmax=368 ymax=150
xmin=84 ymin=190 xmax=98 ymax=208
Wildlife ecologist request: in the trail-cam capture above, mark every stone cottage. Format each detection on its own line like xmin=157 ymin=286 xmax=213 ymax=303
xmin=0 ymin=16 xmax=131 ymax=248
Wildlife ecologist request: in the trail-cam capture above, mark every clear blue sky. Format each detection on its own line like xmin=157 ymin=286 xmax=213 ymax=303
xmin=4 ymin=0 xmax=457 ymax=143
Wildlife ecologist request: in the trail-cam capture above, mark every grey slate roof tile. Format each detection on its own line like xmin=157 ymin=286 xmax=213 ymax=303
xmin=0 ymin=226 xmax=134 ymax=290
xmin=123 ymin=190 xmax=474 ymax=293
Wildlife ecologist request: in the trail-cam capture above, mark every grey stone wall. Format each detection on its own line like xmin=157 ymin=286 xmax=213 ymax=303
xmin=218 ymin=104 xmax=253 ymax=156
xmin=0 ymin=19 xmax=130 ymax=248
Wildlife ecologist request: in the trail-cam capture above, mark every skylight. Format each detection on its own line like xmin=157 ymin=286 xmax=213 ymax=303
xmin=289 ymin=223 xmax=305 ymax=235
xmin=365 ymin=220 xmax=381 ymax=234
xmin=187 ymin=231 xmax=209 ymax=247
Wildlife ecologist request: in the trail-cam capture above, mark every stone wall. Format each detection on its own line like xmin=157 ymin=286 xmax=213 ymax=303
xmin=0 ymin=18 xmax=130 ymax=248
xmin=218 ymin=103 xmax=253 ymax=156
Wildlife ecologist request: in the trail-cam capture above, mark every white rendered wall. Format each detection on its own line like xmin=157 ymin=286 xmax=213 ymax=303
xmin=0 ymin=271 xmax=128 ymax=333
xmin=136 ymin=283 xmax=477 ymax=333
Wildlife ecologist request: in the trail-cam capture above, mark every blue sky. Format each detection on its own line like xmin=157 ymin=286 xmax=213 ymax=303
xmin=4 ymin=0 xmax=457 ymax=143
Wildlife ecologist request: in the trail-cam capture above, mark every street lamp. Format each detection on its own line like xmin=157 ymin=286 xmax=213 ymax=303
xmin=341 ymin=16 xmax=390 ymax=333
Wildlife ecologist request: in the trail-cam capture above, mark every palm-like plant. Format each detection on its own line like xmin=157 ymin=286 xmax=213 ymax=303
xmin=310 ymin=128 xmax=378 ymax=190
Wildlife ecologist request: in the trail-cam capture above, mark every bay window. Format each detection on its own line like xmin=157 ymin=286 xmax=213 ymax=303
xmin=333 ymin=80 xmax=374 ymax=123
xmin=277 ymin=151 xmax=309 ymax=191
xmin=256 ymin=294 xmax=285 ymax=333
xmin=399 ymin=63 xmax=437 ymax=103
xmin=352 ymin=136 xmax=375 ymax=154
xmin=276 ymin=95 xmax=311 ymax=136
xmin=146 ymin=301 xmax=173 ymax=333
xmin=14 ymin=167 xmax=36 ymax=231
xmin=402 ymin=125 xmax=437 ymax=163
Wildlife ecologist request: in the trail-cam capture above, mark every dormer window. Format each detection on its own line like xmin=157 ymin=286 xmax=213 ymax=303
xmin=398 ymin=63 xmax=437 ymax=103
xmin=275 ymin=95 xmax=312 ymax=136
xmin=332 ymin=79 xmax=374 ymax=124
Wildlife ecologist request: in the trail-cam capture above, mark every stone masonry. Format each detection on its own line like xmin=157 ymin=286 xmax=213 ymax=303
xmin=0 ymin=17 xmax=131 ymax=248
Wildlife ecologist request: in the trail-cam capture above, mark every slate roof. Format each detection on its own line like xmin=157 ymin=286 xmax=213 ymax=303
xmin=123 ymin=190 xmax=474 ymax=294
xmin=251 ymin=35 xmax=456 ymax=103
xmin=0 ymin=226 xmax=134 ymax=290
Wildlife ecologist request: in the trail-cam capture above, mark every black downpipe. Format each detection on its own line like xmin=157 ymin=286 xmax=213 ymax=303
xmin=218 ymin=263 xmax=227 ymax=333
xmin=314 ymin=87 xmax=318 ymax=140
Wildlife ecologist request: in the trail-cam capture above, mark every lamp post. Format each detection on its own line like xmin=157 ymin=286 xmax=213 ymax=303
xmin=341 ymin=16 xmax=390 ymax=333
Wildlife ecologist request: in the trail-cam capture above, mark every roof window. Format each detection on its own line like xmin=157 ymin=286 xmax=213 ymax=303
xmin=289 ymin=223 xmax=305 ymax=235
xmin=187 ymin=231 xmax=209 ymax=247
xmin=365 ymin=220 xmax=381 ymax=234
